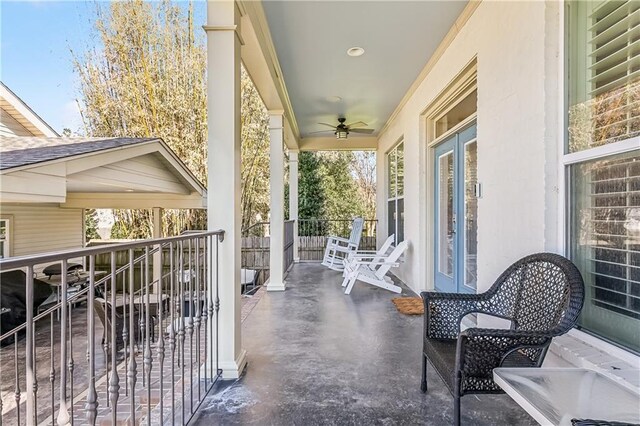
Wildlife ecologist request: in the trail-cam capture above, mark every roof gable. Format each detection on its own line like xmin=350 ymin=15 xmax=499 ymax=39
xmin=0 ymin=82 xmax=59 ymax=137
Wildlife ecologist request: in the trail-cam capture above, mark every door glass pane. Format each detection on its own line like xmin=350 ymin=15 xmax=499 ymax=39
xmin=438 ymin=152 xmax=454 ymax=277
xmin=464 ymin=141 xmax=478 ymax=289
xmin=570 ymin=149 xmax=640 ymax=352
xmin=397 ymin=143 xmax=404 ymax=197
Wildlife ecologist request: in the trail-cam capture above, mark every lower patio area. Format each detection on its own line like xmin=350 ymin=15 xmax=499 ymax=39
xmin=193 ymin=263 xmax=537 ymax=425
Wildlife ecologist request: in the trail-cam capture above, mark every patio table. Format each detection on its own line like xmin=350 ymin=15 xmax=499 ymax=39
xmin=493 ymin=367 xmax=640 ymax=426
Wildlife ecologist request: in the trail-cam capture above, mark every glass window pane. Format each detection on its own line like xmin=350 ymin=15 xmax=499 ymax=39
xmin=567 ymin=1 xmax=640 ymax=153
xmin=438 ymin=152 xmax=454 ymax=277
xmin=435 ymin=89 xmax=477 ymax=139
xmin=397 ymin=198 xmax=404 ymax=243
xmin=388 ymin=200 xmax=396 ymax=241
xmin=397 ymin=143 xmax=404 ymax=197
xmin=464 ymin=141 xmax=478 ymax=290
xmin=570 ymin=149 xmax=640 ymax=352
xmin=388 ymin=149 xmax=397 ymax=198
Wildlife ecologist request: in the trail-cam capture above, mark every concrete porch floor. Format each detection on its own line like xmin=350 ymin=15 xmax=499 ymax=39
xmin=193 ymin=263 xmax=536 ymax=425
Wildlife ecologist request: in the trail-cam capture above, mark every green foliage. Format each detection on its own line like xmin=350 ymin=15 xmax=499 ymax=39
xmin=298 ymin=152 xmax=326 ymax=220
xmin=84 ymin=208 xmax=100 ymax=242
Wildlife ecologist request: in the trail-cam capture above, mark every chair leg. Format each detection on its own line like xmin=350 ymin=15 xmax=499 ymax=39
xmin=454 ymin=395 xmax=461 ymax=426
xmin=344 ymin=277 xmax=357 ymax=295
xmin=421 ymin=353 xmax=428 ymax=393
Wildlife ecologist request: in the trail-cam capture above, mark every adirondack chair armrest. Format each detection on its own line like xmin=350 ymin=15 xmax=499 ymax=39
xmin=333 ymin=244 xmax=357 ymax=253
xmin=327 ymin=236 xmax=350 ymax=244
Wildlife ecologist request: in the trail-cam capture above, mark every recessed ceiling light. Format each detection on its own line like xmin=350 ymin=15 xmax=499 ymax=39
xmin=347 ymin=47 xmax=365 ymax=57
xmin=326 ymin=96 xmax=342 ymax=103
xmin=125 ymin=189 xmax=134 ymax=192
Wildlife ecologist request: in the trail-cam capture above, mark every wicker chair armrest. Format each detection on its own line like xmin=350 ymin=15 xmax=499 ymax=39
xmin=457 ymin=328 xmax=552 ymax=379
xmin=421 ymin=291 xmax=491 ymax=339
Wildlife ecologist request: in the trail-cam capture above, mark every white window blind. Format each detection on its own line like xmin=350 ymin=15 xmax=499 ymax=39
xmin=569 ymin=0 xmax=640 ymax=152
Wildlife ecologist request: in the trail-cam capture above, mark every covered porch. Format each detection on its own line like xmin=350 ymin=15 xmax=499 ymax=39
xmin=193 ymin=263 xmax=535 ymax=425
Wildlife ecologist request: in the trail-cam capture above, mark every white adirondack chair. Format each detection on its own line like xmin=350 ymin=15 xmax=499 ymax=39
xmin=343 ymin=240 xmax=408 ymax=295
xmin=321 ymin=217 xmax=365 ymax=271
xmin=341 ymin=234 xmax=396 ymax=286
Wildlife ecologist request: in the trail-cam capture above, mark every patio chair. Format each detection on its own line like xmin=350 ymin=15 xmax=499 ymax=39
xmin=340 ymin=234 xmax=395 ymax=287
xmin=93 ymin=297 xmax=141 ymax=354
xmin=420 ymin=253 xmax=584 ymax=426
xmin=343 ymin=240 xmax=408 ymax=295
xmin=321 ymin=217 xmax=365 ymax=271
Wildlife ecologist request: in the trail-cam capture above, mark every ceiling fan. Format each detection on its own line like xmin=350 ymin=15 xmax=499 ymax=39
xmin=312 ymin=117 xmax=374 ymax=139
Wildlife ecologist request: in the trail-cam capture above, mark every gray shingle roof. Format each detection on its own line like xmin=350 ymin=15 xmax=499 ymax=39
xmin=0 ymin=137 xmax=158 ymax=170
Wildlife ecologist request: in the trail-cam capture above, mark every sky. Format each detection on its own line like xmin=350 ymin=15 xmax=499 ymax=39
xmin=1 ymin=1 xmax=206 ymax=135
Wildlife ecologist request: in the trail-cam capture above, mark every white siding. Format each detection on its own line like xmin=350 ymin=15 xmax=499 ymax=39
xmin=0 ymin=107 xmax=33 ymax=137
xmin=0 ymin=204 xmax=83 ymax=257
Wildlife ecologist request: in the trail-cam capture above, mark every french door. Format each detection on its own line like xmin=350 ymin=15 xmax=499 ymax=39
xmin=434 ymin=123 xmax=478 ymax=293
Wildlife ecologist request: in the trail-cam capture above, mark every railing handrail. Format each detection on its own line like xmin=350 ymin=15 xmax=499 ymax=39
xmin=0 ymin=229 xmax=225 ymax=270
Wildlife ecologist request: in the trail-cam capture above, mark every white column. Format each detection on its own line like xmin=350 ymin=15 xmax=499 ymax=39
xmin=205 ymin=0 xmax=246 ymax=379
xmin=289 ymin=150 xmax=299 ymax=262
xmin=152 ymin=207 xmax=162 ymax=294
xmin=268 ymin=112 xmax=286 ymax=291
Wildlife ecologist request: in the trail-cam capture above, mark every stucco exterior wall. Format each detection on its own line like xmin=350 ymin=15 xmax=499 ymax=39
xmin=376 ymin=1 xmax=562 ymax=294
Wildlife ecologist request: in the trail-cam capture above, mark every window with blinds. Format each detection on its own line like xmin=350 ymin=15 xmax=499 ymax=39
xmin=568 ymin=0 xmax=640 ymax=352
xmin=568 ymin=0 xmax=640 ymax=153
xmin=570 ymin=151 xmax=640 ymax=352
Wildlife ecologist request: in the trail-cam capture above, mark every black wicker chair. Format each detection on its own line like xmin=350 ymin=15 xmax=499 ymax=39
xmin=421 ymin=253 xmax=585 ymax=425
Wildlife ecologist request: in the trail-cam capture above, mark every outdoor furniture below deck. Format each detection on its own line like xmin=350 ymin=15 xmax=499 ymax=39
xmin=493 ymin=368 xmax=640 ymax=426
xmin=421 ymin=253 xmax=585 ymax=426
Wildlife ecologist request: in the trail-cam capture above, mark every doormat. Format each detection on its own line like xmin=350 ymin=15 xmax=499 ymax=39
xmin=391 ymin=297 xmax=424 ymax=315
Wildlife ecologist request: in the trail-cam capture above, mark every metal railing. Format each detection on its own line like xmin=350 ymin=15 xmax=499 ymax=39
xmin=297 ymin=219 xmax=377 ymax=261
xmin=0 ymin=230 xmax=224 ymax=425
xmin=284 ymin=220 xmax=295 ymax=272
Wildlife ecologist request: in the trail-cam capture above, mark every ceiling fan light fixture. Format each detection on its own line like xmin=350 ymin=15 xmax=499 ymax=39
xmin=335 ymin=129 xmax=349 ymax=139
xmin=347 ymin=47 xmax=365 ymax=57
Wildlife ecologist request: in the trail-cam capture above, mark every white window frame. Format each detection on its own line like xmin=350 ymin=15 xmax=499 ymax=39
xmin=0 ymin=216 xmax=12 ymax=259
xmin=387 ymin=141 xmax=404 ymax=244
xmin=560 ymin=0 xmax=640 ymax=355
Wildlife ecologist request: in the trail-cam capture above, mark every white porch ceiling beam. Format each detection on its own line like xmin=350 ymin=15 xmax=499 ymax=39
xmin=238 ymin=0 xmax=300 ymax=150
xmin=61 ymin=193 xmax=206 ymax=209
xmin=298 ymin=136 xmax=378 ymax=152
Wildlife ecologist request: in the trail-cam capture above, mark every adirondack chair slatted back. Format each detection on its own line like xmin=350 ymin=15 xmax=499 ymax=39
xmin=348 ymin=217 xmax=365 ymax=248
xmin=374 ymin=240 xmax=408 ymax=279
xmin=368 ymin=234 xmax=395 ymax=269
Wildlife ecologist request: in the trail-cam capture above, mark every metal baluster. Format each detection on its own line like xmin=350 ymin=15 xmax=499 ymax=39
xmin=187 ymin=238 xmax=194 ymax=414
xmin=179 ymin=240 xmax=185 ymax=425
xmin=56 ymin=261 xmax=70 ymax=425
xmin=103 ymin=273 xmax=109 ymax=403
xmin=85 ymin=255 xmax=98 ymax=424
xmin=109 ymin=251 xmax=120 ymax=423
xmin=50 ymin=313 xmax=55 ymax=426
xmin=216 ymin=234 xmax=221 ymax=378
xmin=202 ymin=238 xmax=209 ymax=390
xmin=25 ymin=265 xmax=36 ymax=425
xmin=122 ymin=269 xmax=128 ymax=397
xmin=194 ymin=238 xmax=201 ymax=403
xmin=208 ymin=236 xmax=215 ymax=385
xmin=169 ymin=242 xmax=176 ymax=426
xmin=127 ymin=248 xmax=137 ymax=426
xmin=14 ymin=336 xmax=20 ymax=425
xmin=144 ymin=247 xmax=152 ymax=426
xmin=68 ymin=296 xmax=75 ymax=426
xmin=157 ymin=243 xmax=166 ymax=424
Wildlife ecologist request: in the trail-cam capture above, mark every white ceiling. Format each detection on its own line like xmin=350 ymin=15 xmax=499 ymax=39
xmin=262 ymin=1 xmax=468 ymax=139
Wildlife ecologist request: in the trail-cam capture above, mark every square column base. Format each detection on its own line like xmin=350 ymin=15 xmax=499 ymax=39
xmin=266 ymin=278 xmax=286 ymax=291
xmin=218 ymin=348 xmax=248 ymax=379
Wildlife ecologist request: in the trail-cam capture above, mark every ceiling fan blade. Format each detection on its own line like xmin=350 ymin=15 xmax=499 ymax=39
xmin=346 ymin=121 xmax=368 ymax=128
xmin=308 ymin=130 xmax=334 ymax=134
xmin=349 ymin=128 xmax=375 ymax=134
xmin=317 ymin=123 xmax=337 ymax=129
